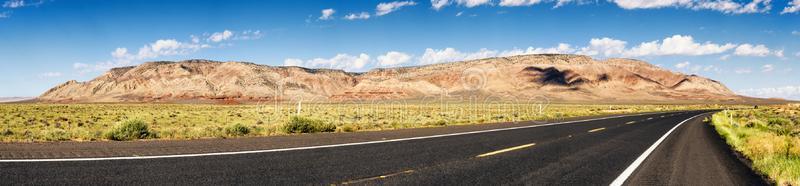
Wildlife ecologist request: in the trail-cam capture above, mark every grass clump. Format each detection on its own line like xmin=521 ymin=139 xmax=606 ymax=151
xmin=105 ymin=119 xmax=154 ymax=141
xmin=42 ymin=129 xmax=70 ymax=141
xmin=282 ymin=116 xmax=335 ymax=134
xmin=224 ymin=123 xmax=251 ymax=137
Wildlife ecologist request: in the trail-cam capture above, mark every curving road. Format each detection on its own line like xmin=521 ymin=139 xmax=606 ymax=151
xmin=0 ymin=111 xmax=766 ymax=185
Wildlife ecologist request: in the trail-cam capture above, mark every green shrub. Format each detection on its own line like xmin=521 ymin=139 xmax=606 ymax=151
xmin=0 ymin=128 xmax=12 ymax=136
xmin=282 ymin=116 xmax=335 ymax=134
xmin=105 ymin=119 xmax=154 ymax=141
xmin=767 ymin=117 xmax=793 ymax=127
xmin=426 ymin=120 xmax=447 ymax=126
xmin=225 ymin=123 xmax=251 ymax=136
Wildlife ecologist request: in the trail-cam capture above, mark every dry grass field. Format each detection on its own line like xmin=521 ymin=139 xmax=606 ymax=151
xmin=0 ymin=102 xmax=734 ymax=142
xmin=711 ymin=104 xmax=800 ymax=185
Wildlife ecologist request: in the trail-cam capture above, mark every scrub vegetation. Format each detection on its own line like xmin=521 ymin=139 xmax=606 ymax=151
xmin=0 ymin=103 xmax=735 ymax=142
xmin=711 ymin=104 xmax=800 ymax=185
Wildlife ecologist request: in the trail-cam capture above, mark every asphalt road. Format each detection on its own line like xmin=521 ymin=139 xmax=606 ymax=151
xmin=0 ymin=110 xmax=766 ymax=185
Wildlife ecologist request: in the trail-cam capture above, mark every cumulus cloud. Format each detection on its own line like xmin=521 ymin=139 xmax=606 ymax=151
xmin=738 ymin=86 xmax=800 ymax=100
xmin=499 ymin=43 xmax=576 ymax=56
xmin=344 ymin=12 xmax=371 ymax=20
xmin=418 ymin=44 xmax=576 ymax=65
xmin=283 ymin=58 xmax=304 ymax=66
xmin=623 ymin=35 xmax=736 ymax=57
xmin=38 ymin=72 xmax=62 ymax=78
xmin=499 ymin=0 xmax=543 ymax=7
xmin=319 ymin=8 xmax=335 ymax=20
xmin=419 ymin=48 xmax=499 ymax=65
xmin=611 ymin=0 xmax=772 ymax=14
xmin=74 ymin=29 xmax=261 ymax=73
xmin=378 ymin=51 xmax=413 ymax=66
xmin=207 ymin=30 xmax=233 ymax=43
xmin=733 ymin=44 xmax=782 ymax=57
xmin=577 ymin=38 xmax=627 ymax=57
xmin=377 ymin=1 xmax=417 ymax=16
xmin=675 ymin=61 xmax=690 ymax=69
xmin=431 ymin=0 xmax=450 ymax=10
xmin=782 ymin=0 xmax=800 ymax=14
xmin=285 ymin=54 xmax=371 ymax=71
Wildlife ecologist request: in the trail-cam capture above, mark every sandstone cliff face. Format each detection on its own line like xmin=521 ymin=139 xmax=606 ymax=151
xmin=39 ymin=54 xmax=741 ymax=103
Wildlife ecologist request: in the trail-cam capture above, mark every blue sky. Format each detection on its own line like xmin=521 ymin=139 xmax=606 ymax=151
xmin=1 ymin=0 xmax=799 ymax=99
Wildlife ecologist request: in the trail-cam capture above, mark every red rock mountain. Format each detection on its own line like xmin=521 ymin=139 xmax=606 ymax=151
xmin=39 ymin=54 xmax=743 ymax=103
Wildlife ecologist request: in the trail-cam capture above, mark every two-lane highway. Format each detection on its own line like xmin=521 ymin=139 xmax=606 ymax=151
xmin=0 ymin=111 xmax=766 ymax=185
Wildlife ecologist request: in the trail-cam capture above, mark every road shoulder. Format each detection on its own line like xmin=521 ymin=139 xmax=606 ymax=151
xmin=625 ymin=113 xmax=767 ymax=185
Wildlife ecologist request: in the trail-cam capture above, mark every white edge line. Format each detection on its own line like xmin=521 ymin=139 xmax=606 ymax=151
xmin=608 ymin=113 xmax=707 ymax=186
xmin=1 ymin=112 xmax=685 ymax=163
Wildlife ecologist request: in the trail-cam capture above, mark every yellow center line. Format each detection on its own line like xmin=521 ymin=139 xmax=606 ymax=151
xmin=340 ymin=170 xmax=415 ymax=185
xmin=588 ymin=127 xmax=606 ymax=133
xmin=625 ymin=121 xmax=636 ymax=125
xmin=476 ymin=143 xmax=536 ymax=158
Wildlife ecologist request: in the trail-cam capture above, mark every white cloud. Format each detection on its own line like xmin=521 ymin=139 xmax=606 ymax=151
xmin=283 ymin=58 xmax=304 ymax=66
xmin=612 ymin=0 xmax=693 ymax=9
xmin=738 ymin=86 xmax=800 ymax=100
xmin=38 ymin=72 xmax=62 ymax=78
xmin=75 ymin=30 xmax=260 ymax=73
xmin=774 ymin=49 xmax=784 ymax=58
xmin=377 ymin=1 xmax=417 ymax=16
xmin=206 ymin=30 xmax=262 ymax=42
xmin=793 ymin=30 xmax=800 ymax=36
xmin=432 ymin=0 xmax=492 ymax=9
xmin=0 ymin=11 xmax=10 ymax=18
xmin=208 ymin=30 xmax=234 ymax=43
xmin=499 ymin=43 xmax=576 ymax=56
xmin=733 ymin=44 xmax=772 ymax=57
xmin=431 ymin=0 xmax=450 ymax=10
xmin=675 ymin=61 xmax=690 ymax=69
xmin=419 ymin=48 xmax=499 ymax=65
xmin=456 ymin=11 xmax=464 ymax=16
xmin=234 ymin=30 xmax=264 ymax=40
xmin=623 ymin=35 xmax=736 ymax=57
xmin=577 ymin=37 xmax=627 ymax=57
xmin=286 ymin=54 xmax=371 ymax=71
xmin=344 ymin=12 xmax=371 ymax=20
xmin=762 ymin=64 xmax=774 ymax=72
xmin=611 ymin=0 xmax=772 ymax=14
xmin=782 ymin=0 xmax=800 ymax=14
xmin=499 ymin=0 xmax=543 ymax=7
xmin=457 ymin=0 xmax=493 ymax=7
xmin=378 ymin=51 xmax=413 ymax=66
xmin=2 ymin=0 xmax=24 ymax=8
xmin=319 ymin=8 xmax=335 ymax=20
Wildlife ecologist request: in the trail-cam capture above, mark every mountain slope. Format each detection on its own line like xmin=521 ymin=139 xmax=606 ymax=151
xmin=39 ymin=54 xmax=742 ymax=103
